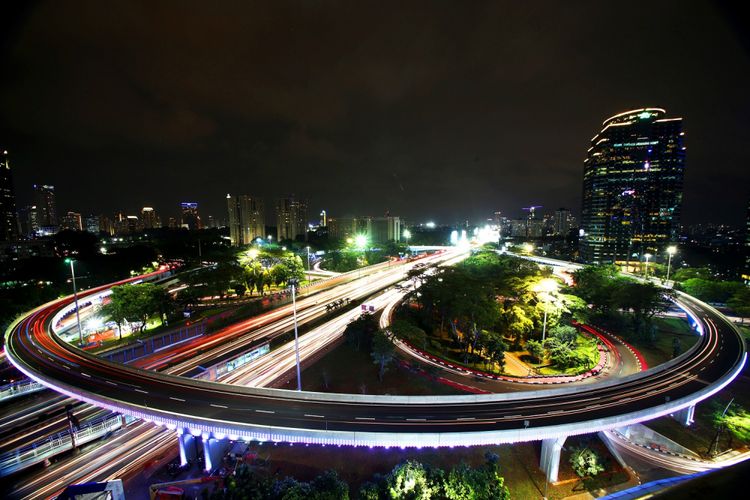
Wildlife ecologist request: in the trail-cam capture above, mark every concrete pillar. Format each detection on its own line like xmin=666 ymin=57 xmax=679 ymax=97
xmin=540 ymin=436 xmax=567 ymax=483
xmin=673 ymin=405 xmax=695 ymax=427
xmin=178 ymin=431 xmax=196 ymax=466
xmin=203 ymin=435 xmax=229 ymax=472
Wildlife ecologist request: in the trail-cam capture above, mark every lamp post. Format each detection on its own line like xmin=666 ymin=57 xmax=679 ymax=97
xmin=534 ymin=278 xmax=559 ymax=342
xmin=65 ymin=258 xmax=84 ymax=346
xmin=644 ymin=253 xmax=652 ymax=279
xmin=306 ymin=246 xmax=311 ymax=282
xmin=666 ymin=246 xmax=677 ymax=283
xmin=289 ymin=278 xmax=302 ymax=391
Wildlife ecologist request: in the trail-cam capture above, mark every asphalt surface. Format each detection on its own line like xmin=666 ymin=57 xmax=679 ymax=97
xmin=6 ymin=280 xmax=746 ymax=438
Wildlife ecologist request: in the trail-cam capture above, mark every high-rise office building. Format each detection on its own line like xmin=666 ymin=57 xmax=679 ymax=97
xmin=33 ymin=184 xmax=57 ymax=234
xmin=141 ymin=207 xmax=160 ymax=229
xmin=60 ymin=212 xmax=83 ymax=231
xmin=328 ymin=215 xmax=400 ymax=244
xmin=276 ymin=197 xmax=308 ymax=241
xmin=1 ymin=150 xmax=19 ymax=242
xmin=84 ymin=215 xmax=100 ymax=234
xmin=553 ymin=208 xmax=572 ymax=236
xmin=18 ymin=205 xmax=39 ymax=238
xmin=180 ymin=202 xmax=201 ymax=230
xmin=320 ymin=210 xmax=327 ymax=227
xmin=580 ymin=108 xmax=686 ymax=264
xmin=227 ymin=194 xmax=265 ymax=246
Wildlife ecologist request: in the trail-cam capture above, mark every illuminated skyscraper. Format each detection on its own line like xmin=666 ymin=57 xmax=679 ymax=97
xmin=276 ymin=196 xmax=307 ymax=241
xmin=33 ymin=184 xmax=57 ymax=233
xmin=553 ymin=208 xmax=572 ymax=236
xmin=0 ymin=150 xmax=18 ymax=241
xmin=60 ymin=212 xmax=83 ymax=231
xmin=180 ymin=202 xmax=201 ymax=230
xmin=227 ymin=194 xmax=265 ymax=246
xmin=580 ymin=108 xmax=685 ymax=264
xmin=141 ymin=207 xmax=160 ymax=229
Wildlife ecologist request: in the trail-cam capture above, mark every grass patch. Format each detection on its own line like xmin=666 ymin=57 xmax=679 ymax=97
xmin=645 ymin=365 xmax=750 ymax=456
xmin=632 ymin=316 xmax=699 ymax=368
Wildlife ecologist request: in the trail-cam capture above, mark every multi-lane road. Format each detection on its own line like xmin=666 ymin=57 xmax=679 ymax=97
xmin=5 ymin=251 xmax=746 ymax=448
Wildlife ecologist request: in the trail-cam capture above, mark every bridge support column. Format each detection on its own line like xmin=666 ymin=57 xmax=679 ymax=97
xmin=673 ymin=405 xmax=695 ymax=426
xmin=202 ymin=434 xmax=229 ymax=472
xmin=178 ymin=431 xmax=196 ymax=466
xmin=540 ymin=436 xmax=567 ymax=483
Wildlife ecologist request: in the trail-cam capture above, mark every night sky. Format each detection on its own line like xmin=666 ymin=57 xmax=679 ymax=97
xmin=1 ymin=1 xmax=748 ymax=225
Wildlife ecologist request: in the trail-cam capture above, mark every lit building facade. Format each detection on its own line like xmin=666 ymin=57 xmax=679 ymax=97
xmin=180 ymin=202 xmax=201 ymax=230
xmin=141 ymin=207 xmax=160 ymax=229
xmin=33 ymin=184 xmax=57 ymax=233
xmin=60 ymin=212 xmax=83 ymax=231
xmin=580 ymin=108 xmax=685 ymax=264
xmin=227 ymin=194 xmax=265 ymax=246
xmin=328 ymin=215 xmax=400 ymax=244
xmin=553 ymin=208 xmax=573 ymax=236
xmin=1 ymin=150 xmax=19 ymax=242
xmin=276 ymin=197 xmax=307 ymax=241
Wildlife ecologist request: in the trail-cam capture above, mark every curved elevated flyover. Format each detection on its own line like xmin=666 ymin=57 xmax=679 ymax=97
xmin=5 ymin=269 xmax=746 ymax=455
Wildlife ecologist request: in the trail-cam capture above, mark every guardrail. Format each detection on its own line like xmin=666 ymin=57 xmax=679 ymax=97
xmin=0 ymin=413 xmax=126 ymax=477
xmin=0 ymin=378 xmax=45 ymax=401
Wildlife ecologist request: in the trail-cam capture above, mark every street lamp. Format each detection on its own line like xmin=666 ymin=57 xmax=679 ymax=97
xmin=644 ymin=253 xmax=652 ymax=278
xmin=523 ymin=243 xmax=534 ymax=254
xmin=666 ymin=246 xmax=677 ymax=282
xmin=289 ymin=278 xmax=302 ymax=391
xmin=64 ymin=258 xmax=84 ymax=346
xmin=306 ymin=246 xmax=311 ymax=282
xmin=533 ymin=278 xmax=559 ymax=342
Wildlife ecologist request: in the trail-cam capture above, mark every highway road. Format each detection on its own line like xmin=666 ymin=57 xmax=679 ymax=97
xmin=3 ymin=251 xmax=464 ymax=494
xmin=5 ymin=256 xmax=746 ymax=448
xmin=1 ymin=252 xmax=447 ymax=455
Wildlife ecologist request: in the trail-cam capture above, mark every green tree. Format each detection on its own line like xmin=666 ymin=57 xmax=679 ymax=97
xmin=526 ymin=339 xmax=545 ymax=363
xmin=442 ymin=453 xmax=510 ymax=500
xmin=569 ymin=446 xmax=605 ymax=478
xmin=309 ymin=470 xmax=349 ymax=499
xmin=371 ymin=330 xmax=396 ymax=382
xmin=572 ymin=265 xmax=619 ymax=312
xmin=344 ymin=313 xmax=378 ymax=351
xmin=671 ymin=267 xmax=712 ymax=282
xmin=728 ymin=287 xmax=750 ymax=323
xmin=390 ymin=319 xmax=427 ymax=349
xmin=548 ymin=325 xmax=578 ymax=348
xmin=386 ymin=460 xmax=433 ymax=499
xmin=100 ymin=295 xmax=127 ymax=339
xmin=102 ymin=283 xmax=172 ymax=335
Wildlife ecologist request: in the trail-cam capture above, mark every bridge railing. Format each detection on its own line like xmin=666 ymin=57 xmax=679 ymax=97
xmin=0 ymin=378 xmax=45 ymax=401
xmin=0 ymin=413 xmax=124 ymax=477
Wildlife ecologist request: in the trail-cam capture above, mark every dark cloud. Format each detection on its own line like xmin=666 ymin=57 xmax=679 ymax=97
xmin=1 ymin=1 xmax=748 ymax=224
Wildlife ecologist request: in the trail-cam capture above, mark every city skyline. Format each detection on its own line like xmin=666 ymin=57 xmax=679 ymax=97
xmin=1 ymin=2 xmax=748 ymax=225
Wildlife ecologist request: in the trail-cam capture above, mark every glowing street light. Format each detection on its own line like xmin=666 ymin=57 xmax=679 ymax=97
xmin=306 ymin=246 xmax=311 ymax=282
xmin=523 ymin=243 xmax=534 ymax=254
xmin=64 ymin=258 xmax=84 ymax=346
xmin=354 ymin=234 xmax=368 ymax=250
xmin=644 ymin=253 xmax=652 ymax=278
xmin=666 ymin=246 xmax=677 ymax=282
xmin=533 ymin=278 xmax=559 ymax=342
